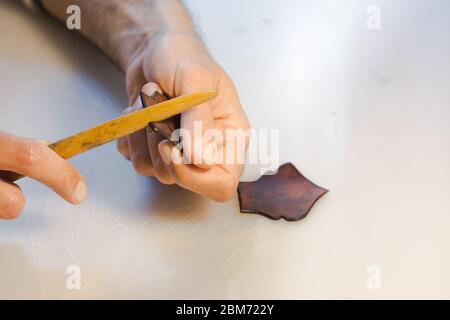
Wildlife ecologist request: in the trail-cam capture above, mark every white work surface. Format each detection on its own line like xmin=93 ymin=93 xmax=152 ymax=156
xmin=1 ymin=0 xmax=450 ymax=299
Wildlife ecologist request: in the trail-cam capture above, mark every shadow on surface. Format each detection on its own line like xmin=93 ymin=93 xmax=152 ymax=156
xmin=134 ymin=177 xmax=210 ymax=221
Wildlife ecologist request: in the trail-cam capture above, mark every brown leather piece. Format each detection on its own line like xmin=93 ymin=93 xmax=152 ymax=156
xmin=140 ymin=91 xmax=181 ymax=143
xmin=238 ymin=163 xmax=328 ymax=221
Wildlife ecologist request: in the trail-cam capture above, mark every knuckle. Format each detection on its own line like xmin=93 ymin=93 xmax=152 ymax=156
xmin=182 ymin=147 xmax=196 ymax=165
xmin=117 ymin=139 xmax=129 ymax=155
xmin=63 ymin=166 xmax=80 ymax=185
xmin=125 ymin=59 xmax=142 ymax=86
xmin=180 ymin=64 xmax=217 ymax=86
xmin=14 ymin=141 xmax=42 ymax=169
xmin=179 ymin=143 xmax=203 ymax=166
xmin=171 ymin=170 xmax=188 ymax=187
xmin=171 ymin=166 xmax=188 ymax=184
xmin=0 ymin=131 xmax=8 ymax=146
xmin=156 ymin=173 xmax=174 ymax=185
xmin=132 ymin=156 xmax=153 ymax=176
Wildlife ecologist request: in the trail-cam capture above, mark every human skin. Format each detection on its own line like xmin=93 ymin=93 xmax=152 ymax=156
xmin=41 ymin=0 xmax=250 ymax=202
xmin=0 ymin=132 xmax=87 ymax=219
xmin=0 ymin=0 xmax=249 ymax=220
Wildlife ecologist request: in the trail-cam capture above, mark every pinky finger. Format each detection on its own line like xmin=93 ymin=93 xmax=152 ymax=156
xmin=0 ymin=179 xmax=25 ymax=220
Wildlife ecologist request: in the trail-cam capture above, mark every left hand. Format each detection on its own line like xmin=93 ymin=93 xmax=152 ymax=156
xmin=117 ymin=32 xmax=250 ymax=202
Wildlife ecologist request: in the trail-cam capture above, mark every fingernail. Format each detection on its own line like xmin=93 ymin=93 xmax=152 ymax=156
xmin=75 ymin=180 xmax=87 ymax=204
xmin=37 ymin=140 xmax=51 ymax=146
xmin=142 ymin=83 xmax=163 ymax=96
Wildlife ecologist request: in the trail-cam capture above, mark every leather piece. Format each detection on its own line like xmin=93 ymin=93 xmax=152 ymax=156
xmin=238 ymin=163 xmax=328 ymax=221
xmin=140 ymin=91 xmax=181 ymax=143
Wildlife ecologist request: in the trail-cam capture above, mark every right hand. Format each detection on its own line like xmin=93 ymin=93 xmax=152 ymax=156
xmin=0 ymin=131 xmax=87 ymax=220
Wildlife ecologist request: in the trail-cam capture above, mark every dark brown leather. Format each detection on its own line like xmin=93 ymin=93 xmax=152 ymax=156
xmin=238 ymin=163 xmax=328 ymax=221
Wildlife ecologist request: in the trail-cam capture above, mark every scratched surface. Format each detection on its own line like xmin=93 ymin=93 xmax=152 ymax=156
xmin=1 ymin=0 xmax=450 ymax=299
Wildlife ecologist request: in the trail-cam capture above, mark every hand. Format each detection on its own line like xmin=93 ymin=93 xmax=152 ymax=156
xmin=117 ymin=32 xmax=250 ymax=202
xmin=0 ymin=131 xmax=87 ymax=220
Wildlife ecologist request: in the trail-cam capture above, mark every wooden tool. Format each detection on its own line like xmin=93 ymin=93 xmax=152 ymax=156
xmin=0 ymin=90 xmax=216 ymax=182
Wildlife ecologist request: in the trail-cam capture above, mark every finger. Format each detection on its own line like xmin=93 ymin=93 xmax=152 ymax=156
xmin=128 ymin=129 xmax=154 ymax=177
xmin=117 ymin=137 xmax=131 ymax=161
xmin=158 ymin=140 xmax=239 ymax=202
xmin=125 ymin=58 xmax=147 ymax=106
xmin=0 ymin=132 xmax=87 ymax=205
xmin=177 ymin=67 xmax=219 ymax=169
xmin=0 ymin=179 xmax=25 ymax=220
xmin=180 ymin=102 xmax=218 ymax=169
xmin=147 ymin=129 xmax=175 ymax=185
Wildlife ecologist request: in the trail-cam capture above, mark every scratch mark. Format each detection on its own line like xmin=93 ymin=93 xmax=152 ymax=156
xmin=61 ymin=239 xmax=76 ymax=263
xmin=262 ymin=18 xmax=273 ymax=26
xmin=27 ymin=214 xmax=43 ymax=296
xmin=68 ymin=207 xmax=75 ymax=249
xmin=127 ymin=246 xmax=145 ymax=277
xmin=216 ymin=246 xmax=242 ymax=274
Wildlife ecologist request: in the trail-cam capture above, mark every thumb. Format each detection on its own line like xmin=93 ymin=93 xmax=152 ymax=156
xmin=180 ymin=103 xmax=218 ymax=169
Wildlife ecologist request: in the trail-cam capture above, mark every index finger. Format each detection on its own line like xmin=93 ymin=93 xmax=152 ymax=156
xmin=158 ymin=140 xmax=240 ymax=202
xmin=0 ymin=132 xmax=87 ymax=204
